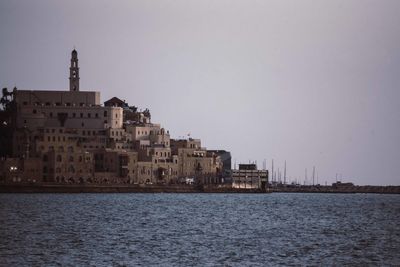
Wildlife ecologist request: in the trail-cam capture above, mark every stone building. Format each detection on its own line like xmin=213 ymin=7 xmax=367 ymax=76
xmin=0 ymin=49 xmax=226 ymax=185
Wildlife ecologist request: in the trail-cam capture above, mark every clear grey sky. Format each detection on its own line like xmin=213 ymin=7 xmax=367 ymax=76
xmin=1 ymin=0 xmax=399 ymax=185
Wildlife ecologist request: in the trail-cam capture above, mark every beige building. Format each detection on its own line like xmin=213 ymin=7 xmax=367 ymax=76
xmin=1 ymin=50 xmax=224 ymax=186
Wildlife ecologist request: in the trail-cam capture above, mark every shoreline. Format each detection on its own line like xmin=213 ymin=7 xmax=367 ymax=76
xmin=0 ymin=184 xmax=399 ymax=194
xmin=0 ymin=184 xmax=267 ymax=193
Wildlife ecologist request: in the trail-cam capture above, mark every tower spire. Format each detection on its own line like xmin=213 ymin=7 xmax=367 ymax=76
xmin=69 ymin=49 xmax=80 ymax=91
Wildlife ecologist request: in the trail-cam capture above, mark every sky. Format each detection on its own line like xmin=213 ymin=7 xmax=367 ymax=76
xmin=0 ymin=0 xmax=399 ymax=185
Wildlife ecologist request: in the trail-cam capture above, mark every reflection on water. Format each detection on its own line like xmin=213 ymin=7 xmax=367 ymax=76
xmin=0 ymin=193 xmax=399 ymax=266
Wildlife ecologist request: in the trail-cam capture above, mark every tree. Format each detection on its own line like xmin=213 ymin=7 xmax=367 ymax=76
xmin=0 ymin=87 xmax=16 ymax=157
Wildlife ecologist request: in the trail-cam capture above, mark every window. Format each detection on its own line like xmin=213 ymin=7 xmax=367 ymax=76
xmin=68 ymin=165 xmax=75 ymax=173
xmin=33 ymin=109 xmax=37 ymax=114
xmin=56 ymin=155 xmax=62 ymax=162
xmin=95 ymin=113 xmax=98 ymax=118
xmin=104 ymin=111 xmax=107 ymax=117
xmin=81 ymin=122 xmax=84 ymax=127
xmin=88 ymin=113 xmax=91 ymax=118
xmin=73 ymin=113 xmax=76 ymax=118
xmin=69 ymin=156 xmax=74 ymax=162
xmin=23 ymin=101 xmax=28 ymax=105
xmin=43 ymin=155 xmax=48 ymax=162
xmin=80 ymin=113 xmax=83 ymax=118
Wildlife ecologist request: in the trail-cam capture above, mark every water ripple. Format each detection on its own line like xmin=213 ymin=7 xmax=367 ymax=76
xmin=0 ymin=193 xmax=399 ymax=266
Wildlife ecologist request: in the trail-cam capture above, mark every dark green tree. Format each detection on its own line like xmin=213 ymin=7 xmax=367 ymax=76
xmin=0 ymin=87 xmax=16 ymax=157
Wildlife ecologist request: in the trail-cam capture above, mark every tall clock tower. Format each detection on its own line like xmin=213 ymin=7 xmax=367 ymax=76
xmin=69 ymin=49 xmax=80 ymax=92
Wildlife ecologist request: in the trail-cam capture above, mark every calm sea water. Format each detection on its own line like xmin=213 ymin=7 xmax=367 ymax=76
xmin=0 ymin=193 xmax=399 ymax=266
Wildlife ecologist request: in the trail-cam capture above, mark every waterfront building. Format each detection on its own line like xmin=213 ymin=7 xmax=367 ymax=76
xmin=232 ymin=164 xmax=268 ymax=189
xmin=0 ymin=50 xmax=225 ymax=185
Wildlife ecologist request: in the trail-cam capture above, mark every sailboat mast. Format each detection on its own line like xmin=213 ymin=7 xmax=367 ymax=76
xmin=284 ymin=160 xmax=287 ymax=185
xmin=312 ymin=166 xmax=315 ymax=186
xmin=271 ymin=159 xmax=274 ymax=183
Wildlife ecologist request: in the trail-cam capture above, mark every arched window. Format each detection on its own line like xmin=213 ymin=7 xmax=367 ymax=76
xmin=68 ymin=165 xmax=75 ymax=173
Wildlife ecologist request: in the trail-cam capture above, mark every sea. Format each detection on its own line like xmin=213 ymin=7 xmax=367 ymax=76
xmin=0 ymin=193 xmax=399 ymax=266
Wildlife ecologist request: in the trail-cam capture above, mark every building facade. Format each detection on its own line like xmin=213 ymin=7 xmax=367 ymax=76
xmin=232 ymin=164 xmax=268 ymax=189
xmin=0 ymin=50 xmax=226 ymax=185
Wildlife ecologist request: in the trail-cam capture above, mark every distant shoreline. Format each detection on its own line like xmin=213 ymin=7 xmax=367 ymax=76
xmin=0 ymin=184 xmax=399 ymax=194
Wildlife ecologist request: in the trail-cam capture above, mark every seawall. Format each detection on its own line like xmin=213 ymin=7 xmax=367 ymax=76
xmin=0 ymin=184 xmax=267 ymax=193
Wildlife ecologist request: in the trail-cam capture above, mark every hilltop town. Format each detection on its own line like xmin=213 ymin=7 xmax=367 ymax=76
xmin=0 ymin=50 xmax=235 ymax=188
xmin=2 ymin=50 xmax=399 ymax=194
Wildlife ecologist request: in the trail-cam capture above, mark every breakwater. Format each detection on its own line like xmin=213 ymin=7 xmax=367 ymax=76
xmin=271 ymin=185 xmax=400 ymax=194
